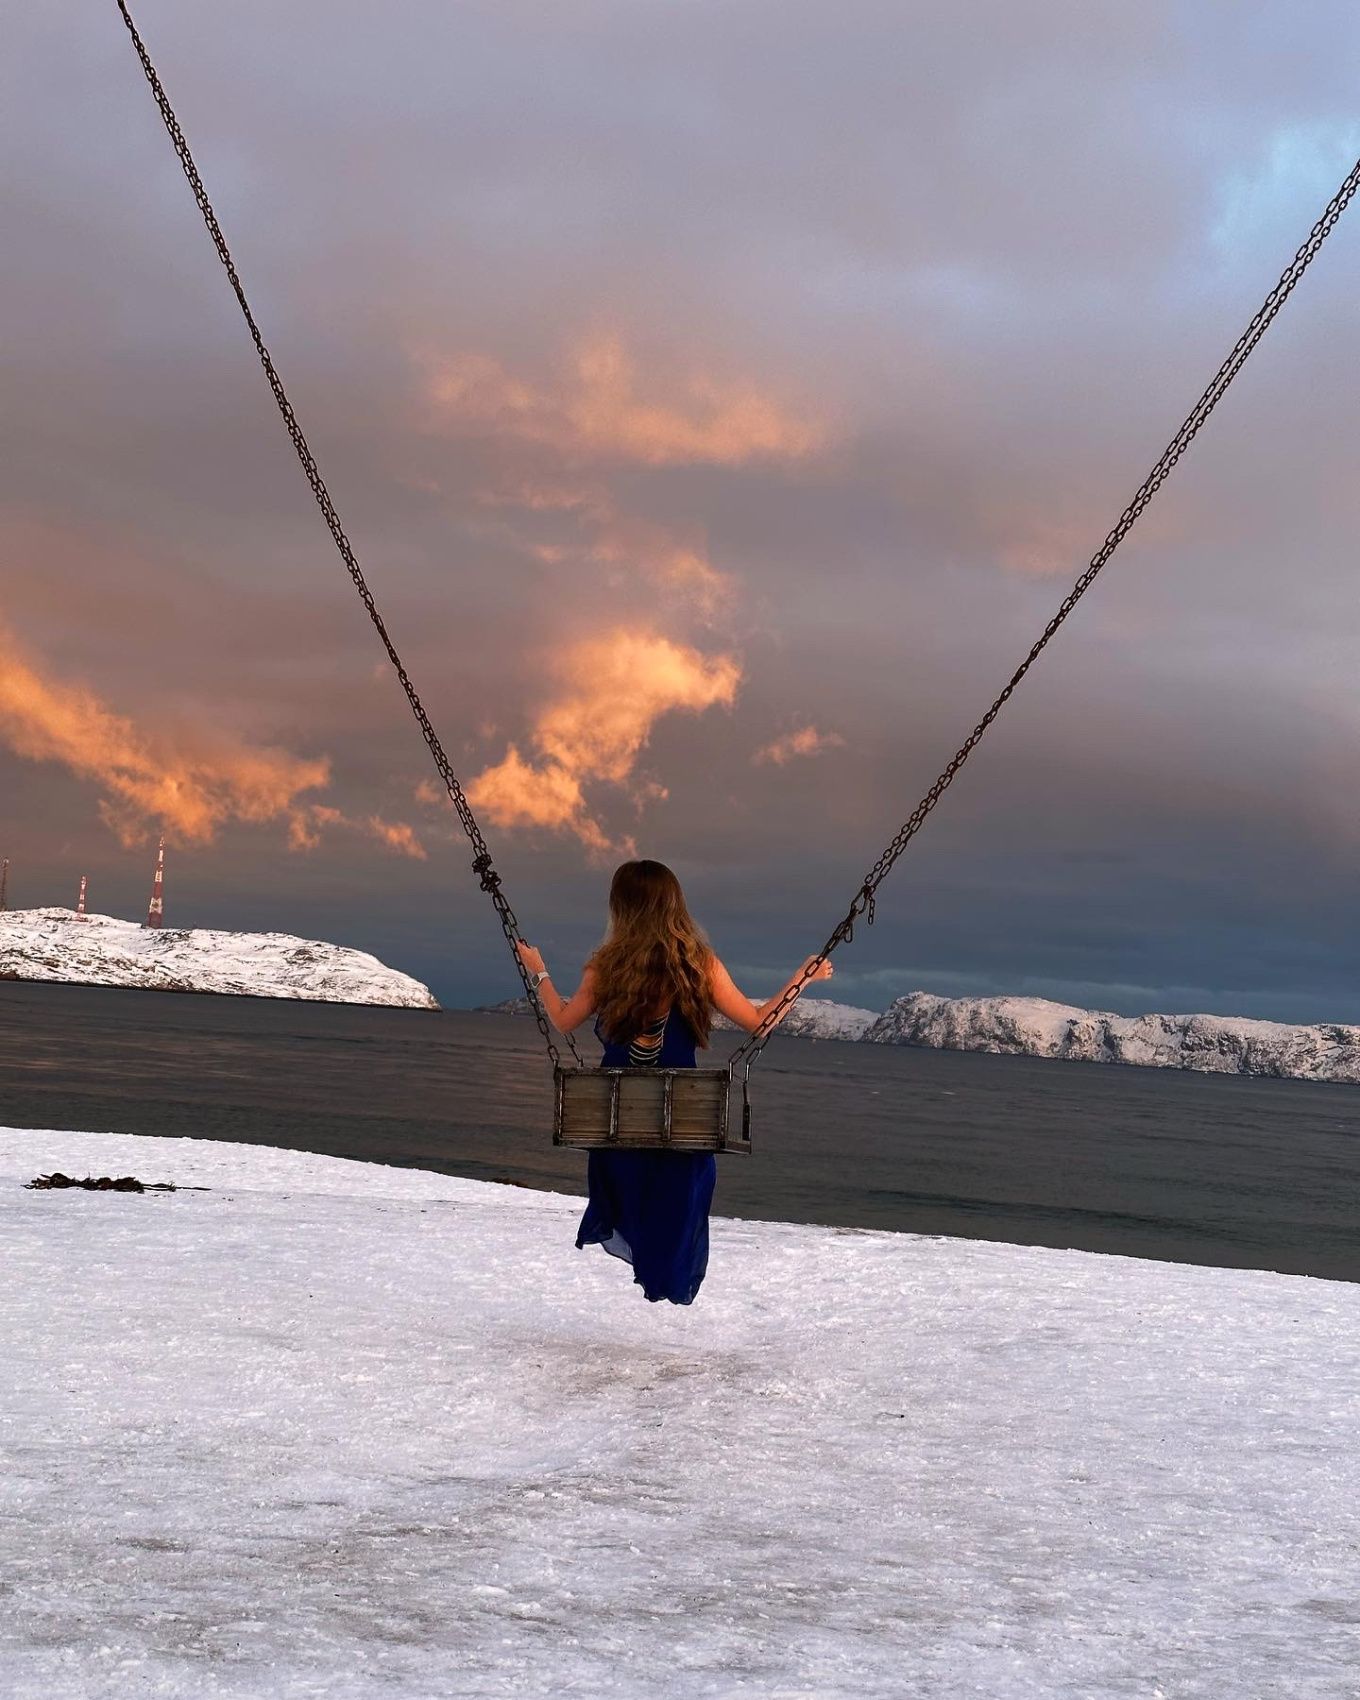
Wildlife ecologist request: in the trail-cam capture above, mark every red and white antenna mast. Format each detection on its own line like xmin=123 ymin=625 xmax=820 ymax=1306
xmin=76 ymin=874 xmax=89 ymax=919
xmin=145 ymin=835 xmax=166 ymax=929
xmin=0 ymin=857 xmax=8 ymax=912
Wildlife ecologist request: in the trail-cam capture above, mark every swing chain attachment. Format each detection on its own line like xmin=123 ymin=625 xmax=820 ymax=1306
xmin=113 ymin=0 xmax=582 ymax=1069
xmin=732 ymin=146 xmax=1360 ymax=1071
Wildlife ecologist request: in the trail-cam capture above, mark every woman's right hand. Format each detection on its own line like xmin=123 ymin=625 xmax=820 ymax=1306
xmin=800 ymin=955 xmax=834 ymax=984
xmin=516 ymin=940 xmax=546 ymax=976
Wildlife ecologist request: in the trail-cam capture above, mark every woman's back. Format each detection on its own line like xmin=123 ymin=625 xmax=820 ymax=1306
xmin=595 ymin=1005 xmax=698 ymax=1070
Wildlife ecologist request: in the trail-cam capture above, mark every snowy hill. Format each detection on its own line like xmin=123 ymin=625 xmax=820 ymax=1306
xmin=866 ymin=990 xmax=1360 ymax=1084
xmin=478 ymin=978 xmax=1360 ymax=1082
xmin=3 ymin=1126 xmax=1356 ymax=1699
xmin=714 ymin=995 xmax=878 ymax=1040
xmin=0 ymin=908 xmax=438 ymax=1009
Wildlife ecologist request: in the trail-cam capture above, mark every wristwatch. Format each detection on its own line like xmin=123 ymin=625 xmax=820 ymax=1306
xmin=529 ymin=969 xmax=551 ymax=988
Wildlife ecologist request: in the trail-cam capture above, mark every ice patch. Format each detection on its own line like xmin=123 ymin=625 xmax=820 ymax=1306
xmin=2 ymin=1126 xmax=1357 ymax=1698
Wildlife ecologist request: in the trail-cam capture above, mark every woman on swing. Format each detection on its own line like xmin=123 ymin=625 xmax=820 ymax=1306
xmin=516 ymin=858 xmax=833 ymax=1306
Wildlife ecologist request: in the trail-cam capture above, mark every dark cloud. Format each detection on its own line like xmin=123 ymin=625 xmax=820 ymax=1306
xmin=3 ymin=2 xmax=1359 ymax=1019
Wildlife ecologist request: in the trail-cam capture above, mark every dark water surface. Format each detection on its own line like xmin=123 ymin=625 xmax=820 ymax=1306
xmin=2 ymin=980 xmax=1357 ymax=1280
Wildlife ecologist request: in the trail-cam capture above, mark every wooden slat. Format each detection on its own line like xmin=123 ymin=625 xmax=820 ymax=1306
xmin=553 ymin=1067 xmax=742 ymax=1152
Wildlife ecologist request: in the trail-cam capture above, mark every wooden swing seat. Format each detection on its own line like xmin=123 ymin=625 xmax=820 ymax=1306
xmin=553 ymin=1066 xmax=749 ymax=1154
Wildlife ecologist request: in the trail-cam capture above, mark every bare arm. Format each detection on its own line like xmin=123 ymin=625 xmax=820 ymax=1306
xmin=514 ymin=942 xmax=596 ymax=1036
xmin=708 ymin=952 xmax=833 ymax=1036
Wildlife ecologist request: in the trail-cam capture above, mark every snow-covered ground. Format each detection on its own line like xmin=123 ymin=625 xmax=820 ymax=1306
xmin=0 ymin=909 xmax=437 ymax=1009
xmin=867 ymin=990 xmax=1360 ymax=1084
xmin=3 ymin=1129 xmax=1357 ymax=1699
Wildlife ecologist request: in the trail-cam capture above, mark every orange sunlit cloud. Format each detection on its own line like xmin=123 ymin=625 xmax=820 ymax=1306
xmin=287 ymin=802 xmax=428 ymax=859
xmin=589 ymin=518 xmax=732 ymax=616
xmin=366 ymin=816 xmax=428 ymax=860
xmin=288 ymin=803 xmax=344 ymax=852
xmin=468 ymin=628 xmax=741 ymax=853
xmin=420 ymin=333 xmax=813 ymax=849
xmin=0 ymin=621 xmax=330 ymax=847
xmin=487 ymin=476 xmax=732 ymax=617
xmin=753 ymin=725 xmax=847 ymax=766
xmin=424 ymin=333 xmax=824 ymax=469
xmin=419 ymin=332 xmax=828 ymax=637
xmin=466 ymin=745 xmax=609 ymax=852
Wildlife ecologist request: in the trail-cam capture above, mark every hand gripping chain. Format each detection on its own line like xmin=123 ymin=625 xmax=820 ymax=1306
xmin=732 ymin=150 xmax=1360 ymax=1071
xmin=114 ymin=0 xmax=582 ymax=1067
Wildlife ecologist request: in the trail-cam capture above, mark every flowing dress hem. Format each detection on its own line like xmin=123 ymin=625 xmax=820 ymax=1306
xmin=576 ymin=1222 xmax=705 ymax=1306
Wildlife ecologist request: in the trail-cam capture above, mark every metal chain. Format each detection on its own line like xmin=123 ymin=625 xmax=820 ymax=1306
xmin=114 ymin=0 xmax=581 ymax=1066
xmin=735 ymin=151 xmax=1360 ymax=1065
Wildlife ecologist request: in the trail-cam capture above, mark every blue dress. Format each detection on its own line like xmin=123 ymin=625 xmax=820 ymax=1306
xmin=576 ymin=1008 xmax=717 ymax=1306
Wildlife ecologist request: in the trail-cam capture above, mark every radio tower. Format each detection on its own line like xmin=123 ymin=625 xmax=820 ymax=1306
xmin=0 ymin=858 xmax=8 ymax=911
xmin=145 ymin=835 xmax=166 ymax=929
xmin=76 ymin=874 xmax=89 ymax=919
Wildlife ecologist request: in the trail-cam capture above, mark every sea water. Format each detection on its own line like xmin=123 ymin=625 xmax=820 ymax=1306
xmin=1 ymin=980 xmax=1356 ymax=1280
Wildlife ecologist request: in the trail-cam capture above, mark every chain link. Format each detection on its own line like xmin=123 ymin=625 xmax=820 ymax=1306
xmin=115 ymin=0 xmax=582 ymax=1067
xmin=735 ymin=151 xmax=1360 ymax=1065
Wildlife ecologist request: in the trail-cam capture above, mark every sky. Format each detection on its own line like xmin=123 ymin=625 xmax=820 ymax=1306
xmin=2 ymin=1 xmax=1359 ymax=1020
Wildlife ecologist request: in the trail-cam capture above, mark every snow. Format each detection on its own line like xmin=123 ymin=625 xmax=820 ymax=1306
xmin=4 ymin=1129 xmax=1358 ymax=1699
xmin=867 ymin=990 xmax=1360 ymax=1084
xmin=0 ymin=908 xmax=438 ymax=1009
xmin=485 ymin=983 xmax=1360 ymax=1080
xmin=713 ymin=996 xmax=879 ymax=1040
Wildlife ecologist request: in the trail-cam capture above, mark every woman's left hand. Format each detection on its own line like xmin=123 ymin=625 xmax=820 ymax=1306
xmin=516 ymin=940 xmax=546 ymax=976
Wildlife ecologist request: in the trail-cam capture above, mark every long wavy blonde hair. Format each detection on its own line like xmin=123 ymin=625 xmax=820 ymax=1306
xmin=590 ymin=860 xmax=714 ymax=1048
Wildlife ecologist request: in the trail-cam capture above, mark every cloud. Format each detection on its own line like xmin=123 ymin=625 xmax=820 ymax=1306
xmin=287 ymin=803 xmax=344 ymax=852
xmin=469 ymin=628 xmax=741 ymax=852
xmin=0 ymin=621 xmax=330 ymax=848
xmin=481 ymin=474 xmax=733 ymax=617
xmin=586 ymin=514 xmax=732 ymax=617
xmin=465 ymin=745 xmax=608 ymax=852
xmin=423 ymin=331 xmax=829 ymax=621
xmin=418 ymin=334 xmax=781 ymax=850
xmin=9 ymin=0 xmax=1360 ymax=1017
xmin=1211 ymin=121 xmax=1360 ymax=258
xmin=287 ymin=802 xmax=429 ymax=860
xmin=424 ymin=333 xmax=824 ymax=469
xmin=754 ymin=725 xmax=847 ymax=766
xmin=366 ymin=816 xmax=428 ymax=860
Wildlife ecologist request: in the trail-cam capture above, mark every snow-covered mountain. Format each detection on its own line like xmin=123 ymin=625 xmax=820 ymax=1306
xmin=714 ymin=996 xmax=878 ymax=1041
xmin=0 ymin=908 xmax=438 ymax=1009
xmin=865 ymin=990 xmax=1360 ymax=1085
